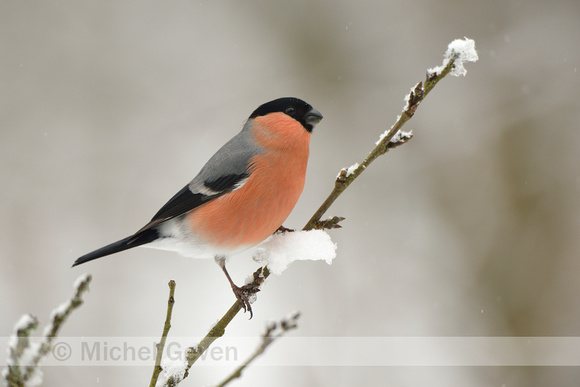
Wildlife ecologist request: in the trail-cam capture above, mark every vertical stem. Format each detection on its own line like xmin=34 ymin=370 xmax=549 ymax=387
xmin=149 ymin=280 xmax=176 ymax=387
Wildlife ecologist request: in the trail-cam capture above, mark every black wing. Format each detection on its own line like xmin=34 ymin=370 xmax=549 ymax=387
xmin=204 ymin=173 xmax=248 ymax=192
xmin=150 ymin=185 xmax=208 ymax=223
xmin=130 ymin=172 xmax=249 ymax=239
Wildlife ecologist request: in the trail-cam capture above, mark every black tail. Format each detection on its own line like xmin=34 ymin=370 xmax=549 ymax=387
xmin=72 ymin=229 xmax=159 ymax=267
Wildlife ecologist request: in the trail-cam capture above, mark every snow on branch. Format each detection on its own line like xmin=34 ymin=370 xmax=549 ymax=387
xmin=303 ymin=37 xmax=478 ymax=231
xmin=428 ymin=37 xmax=479 ymax=77
xmin=254 ymin=230 xmax=337 ymax=276
xmin=3 ymin=274 xmax=92 ymax=386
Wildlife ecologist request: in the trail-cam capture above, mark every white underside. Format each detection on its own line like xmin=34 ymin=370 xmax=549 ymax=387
xmin=143 ymin=216 xmax=251 ymax=259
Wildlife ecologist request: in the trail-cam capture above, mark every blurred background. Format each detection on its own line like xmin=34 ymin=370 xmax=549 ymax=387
xmin=2 ymin=0 xmax=580 ymax=386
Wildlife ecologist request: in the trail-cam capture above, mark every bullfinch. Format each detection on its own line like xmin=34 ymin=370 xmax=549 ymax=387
xmin=73 ymin=97 xmax=323 ymax=316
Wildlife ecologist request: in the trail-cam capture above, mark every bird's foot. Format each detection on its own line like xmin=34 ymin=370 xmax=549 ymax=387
xmin=231 ymin=282 xmax=260 ymax=319
xmin=217 ymin=258 xmax=265 ymax=319
xmin=275 ymin=225 xmax=295 ymax=234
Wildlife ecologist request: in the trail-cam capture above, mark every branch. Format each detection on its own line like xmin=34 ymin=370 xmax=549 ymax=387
xmin=149 ymin=280 xmax=176 ymax=387
xmin=3 ymin=274 xmax=92 ymax=386
xmin=3 ymin=315 xmax=38 ymax=386
xmin=154 ymin=269 xmax=268 ymax=386
xmin=180 ymin=267 xmax=267 ymax=383
xmin=216 ymin=312 xmax=301 ymax=387
xmin=304 ymin=38 xmax=478 ymax=230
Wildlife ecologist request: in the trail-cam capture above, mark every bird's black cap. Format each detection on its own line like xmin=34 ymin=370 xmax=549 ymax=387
xmin=249 ymin=97 xmax=323 ymax=132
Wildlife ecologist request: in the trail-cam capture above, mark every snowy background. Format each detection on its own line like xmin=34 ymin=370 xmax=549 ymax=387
xmin=2 ymin=1 xmax=580 ymax=386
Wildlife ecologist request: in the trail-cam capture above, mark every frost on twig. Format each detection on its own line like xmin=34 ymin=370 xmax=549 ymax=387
xmin=303 ymin=37 xmax=478 ymax=231
xmin=428 ymin=37 xmax=479 ymax=77
xmin=216 ymin=312 xmax=301 ymax=387
xmin=155 ymin=357 xmax=187 ymax=387
xmin=3 ymin=274 xmax=92 ymax=387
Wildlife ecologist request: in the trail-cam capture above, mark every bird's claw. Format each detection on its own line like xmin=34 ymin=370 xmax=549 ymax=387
xmin=231 ymin=283 xmax=260 ymax=319
xmin=275 ymin=225 xmax=294 ymax=233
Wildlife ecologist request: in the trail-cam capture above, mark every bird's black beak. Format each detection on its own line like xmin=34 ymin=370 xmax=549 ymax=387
xmin=306 ymin=108 xmax=323 ymax=127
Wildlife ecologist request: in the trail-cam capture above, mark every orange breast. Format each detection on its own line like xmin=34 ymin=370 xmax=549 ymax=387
xmin=187 ymin=113 xmax=311 ymax=250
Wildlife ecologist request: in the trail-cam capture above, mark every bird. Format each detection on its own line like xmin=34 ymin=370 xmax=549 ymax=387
xmin=73 ymin=97 xmax=323 ymax=317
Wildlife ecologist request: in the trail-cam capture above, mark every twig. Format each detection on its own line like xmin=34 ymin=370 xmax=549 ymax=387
xmin=4 ymin=315 xmax=38 ymax=387
xmin=216 ymin=312 xmax=301 ymax=387
xmin=4 ymin=274 xmax=92 ymax=386
xmin=304 ymin=37 xmax=479 ymax=230
xmin=180 ymin=267 xmax=268 ymax=382
xmin=302 ymin=59 xmax=459 ymax=230
xmin=149 ymin=280 xmax=177 ymax=387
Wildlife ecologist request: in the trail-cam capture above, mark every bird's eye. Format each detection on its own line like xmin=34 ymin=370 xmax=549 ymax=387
xmin=285 ymin=107 xmax=296 ymax=116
